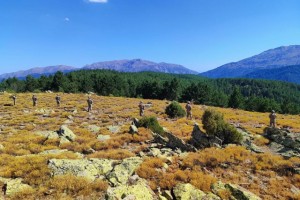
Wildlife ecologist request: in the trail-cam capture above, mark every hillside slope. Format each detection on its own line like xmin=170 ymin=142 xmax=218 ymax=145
xmin=201 ymin=45 xmax=300 ymax=78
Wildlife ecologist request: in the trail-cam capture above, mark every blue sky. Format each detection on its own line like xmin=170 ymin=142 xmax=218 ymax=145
xmin=0 ymin=0 xmax=299 ymax=74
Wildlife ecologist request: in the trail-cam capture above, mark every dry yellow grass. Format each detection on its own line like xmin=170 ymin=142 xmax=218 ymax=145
xmin=0 ymin=92 xmax=299 ymax=199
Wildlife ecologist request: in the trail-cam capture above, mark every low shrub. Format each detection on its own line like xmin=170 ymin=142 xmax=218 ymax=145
xmin=202 ymin=109 xmax=243 ymax=144
xmin=139 ymin=116 xmax=164 ymax=134
xmin=165 ymin=101 xmax=186 ymax=118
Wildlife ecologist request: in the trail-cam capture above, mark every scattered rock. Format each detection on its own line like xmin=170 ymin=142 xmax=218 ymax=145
xmin=237 ymin=128 xmax=264 ymax=153
xmin=172 ymin=183 xmax=207 ymax=200
xmin=225 ymin=183 xmax=262 ymax=200
xmin=106 ymin=178 xmax=156 ymax=200
xmin=48 ymin=158 xmax=115 ymax=181
xmin=108 ymin=125 xmax=121 ymax=134
xmin=88 ymin=125 xmax=101 ymax=133
xmin=129 ymin=125 xmax=139 ymax=134
xmin=97 ymin=134 xmax=111 ymax=142
xmin=108 ymin=157 xmax=143 ymax=186
xmin=0 ymin=177 xmax=33 ymax=197
xmin=264 ymin=128 xmax=300 ymax=158
xmin=189 ymin=124 xmax=222 ymax=149
xmin=57 ymin=125 xmax=76 ymax=142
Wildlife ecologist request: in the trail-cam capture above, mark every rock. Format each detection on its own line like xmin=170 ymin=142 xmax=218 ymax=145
xmin=88 ymin=125 xmax=101 ymax=133
xmin=106 ymin=178 xmax=156 ymax=200
xmin=108 ymin=125 xmax=121 ymax=134
xmin=108 ymin=157 xmax=143 ymax=186
xmin=133 ymin=118 xmax=140 ymax=127
xmin=35 ymin=131 xmax=59 ymax=140
xmin=57 ymin=125 xmax=76 ymax=142
xmin=0 ymin=177 xmax=33 ymax=197
xmin=237 ymin=128 xmax=264 ymax=153
xmin=97 ymin=134 xmax=111 ymax=142
xmin=291 ymin=185 xmax=300 ymax=195
xmin=129 ymin=125 xmax=139 ymax=134
xmin=189 ymin=124 xmax=222 ymax=149
xmin=39 ymin=149 xmax=68 ymax=155
xmin=152 ymin=128 xmax=196 ymax=152
xmin=264 ymin=128 xmax=300 ymax=158
xmin=48 ymin=158 xmax=115 ymax=181
xmin=162 ymin=190 xmax=172 ymax=200
xmin=225 ymin=183 xmax=261 ymax=200
xmin=172 ymin=183 xmax=206 ymax=200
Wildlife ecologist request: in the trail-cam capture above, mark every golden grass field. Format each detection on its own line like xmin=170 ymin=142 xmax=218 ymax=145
xmin=0 ymin=92 xmax=299 ymax=199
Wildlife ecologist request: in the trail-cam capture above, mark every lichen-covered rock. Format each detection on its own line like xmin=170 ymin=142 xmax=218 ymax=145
xmin=108 ymin=125 xmax=121 ymax=133
xmin=173 ymin=183 xmax=206 ymax=200
xmin=88 ymin=125 xmax=101 ymax=133
xmin=237 ymin=128 xmax=264 ymax=153
xmin=189 ymin=124 xmax=222 ymax=149
xmin=48 ymin=158 xmax=115 ymax=181
xmin=129 ymin=124 xmax=139 ymax=134
xmin=0 ymin=177 xmax=33 ymax=197
xmin=264 ymin=128 xmax=300 ymax=158
xmin=106 ymin=178 xmax=156 ymax=200
xmin=97 ymin=134 xmax=111 ymax=142
xmin=225 ymin=183 xmax=261 ymax=200
xmin=108 ymin=157 xmax=143 ymax=186
xmin=58 ymin=125 xmax=76 ymax=142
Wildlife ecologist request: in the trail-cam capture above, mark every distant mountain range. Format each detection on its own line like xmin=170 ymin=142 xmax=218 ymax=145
xmin=0 ymin=59 xmax=198 ymax=80
xmin=2 ymin=46 xmax=300 ymax=84
xmin=201 ymin=45 xmax=300 ymax=82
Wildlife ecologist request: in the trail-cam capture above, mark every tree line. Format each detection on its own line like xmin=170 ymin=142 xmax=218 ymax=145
xmin=1 ymin=69 xmax=300 ymax=114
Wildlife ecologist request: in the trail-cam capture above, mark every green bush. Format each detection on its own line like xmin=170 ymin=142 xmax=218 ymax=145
xmin=202 ymin=109 xmax=242 ymax=144
xmin=139 ymin=116 xmax=164 ymax=134
xmin=165 ymin=101 xmax=186 ymax=118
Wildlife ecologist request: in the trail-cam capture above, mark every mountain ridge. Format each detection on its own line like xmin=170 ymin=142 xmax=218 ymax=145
xmin=201 ymin=45 xmax=300 ymax=78
xmin=0 ymin=59 xmax=198 ymax=80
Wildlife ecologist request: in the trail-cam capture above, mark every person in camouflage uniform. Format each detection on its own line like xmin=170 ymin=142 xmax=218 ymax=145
xmin=32 ymin=95 xmax=37 ymax=107
xmin=185 ymin=101 xmax=192 ymax=120
xmin=55 ymin=94 xmax=61 ymax=107
xmin=269 ymin=110 xmax=277 ymax=127
xmin=87 ymin=96 xmax=93 ymax=112
xmin=139 ymin=101 xmax=145 ymax=116
xmin=12 ymin=95 xmax=17 ymax=105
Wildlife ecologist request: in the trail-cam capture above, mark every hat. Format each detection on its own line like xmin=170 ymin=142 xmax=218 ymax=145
xmin=272 ymin=110 xmax=275 ymax=113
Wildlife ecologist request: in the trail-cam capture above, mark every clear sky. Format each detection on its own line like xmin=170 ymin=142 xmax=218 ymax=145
xmin=0 ymin=0 xmax=300 ymax=74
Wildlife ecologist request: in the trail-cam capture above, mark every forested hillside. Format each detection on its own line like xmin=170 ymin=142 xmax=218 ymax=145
xmin=1 ymin=70 xmax=300 ymax=114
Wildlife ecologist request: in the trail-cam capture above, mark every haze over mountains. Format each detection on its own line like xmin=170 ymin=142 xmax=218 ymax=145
xmin=1 ymin=45 xmax=300 ymax=84
xmin=201 ymin=45 xmax=300 ymax=80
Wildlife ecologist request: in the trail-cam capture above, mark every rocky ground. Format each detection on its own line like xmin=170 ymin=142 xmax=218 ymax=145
xmin=0 ymin=92 xmax=299 ymax=200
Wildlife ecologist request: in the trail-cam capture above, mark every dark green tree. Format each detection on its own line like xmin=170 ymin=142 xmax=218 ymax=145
xmin=228 ymin=87 xmax=244 ymax=109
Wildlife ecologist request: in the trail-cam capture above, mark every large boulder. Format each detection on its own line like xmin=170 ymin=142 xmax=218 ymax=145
xmin=108 ymin=157 xmax=143 ymax=186
xmin=237 ymin=128 xmax=264 ymax=153
xmin=189 ymin=124 xmax=222 ymax=149
xmin=0 ymin=177 xmax=33 ymax=197
xmin=57 ymin=125 xmax=76 ymax=142
xmin=48 ymin=158 xmax=115 ymax=181
xmin=106 ymin=178 xmax=156 ymax=200
xmin=264 ymin=128 xmax=300 ymax=158
xmin=212 ymin=181 xmax=261 ymax=200
xmin=173 ymin=183 xmax=220 ymax=200
xmin=225 ymin=183 xmax=261 ymax=200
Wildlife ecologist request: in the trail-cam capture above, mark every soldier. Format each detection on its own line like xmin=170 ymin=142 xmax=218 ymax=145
xmin=186 ymin=101 xmax=192 ymax=120
xmin=139 ymin=101 xmax=145 ymax=116
xmin=55 ymin=94 xmax=61 ymax=107
xmin=269 ymin=110 xmax=276 ymax=127
xmin=87 ymin=96 xmax=93 ymax=112
xmin=32 ymin=95 xmax=37 ymax=107
xmin=12 ymin=95 xmax=17 ymax=105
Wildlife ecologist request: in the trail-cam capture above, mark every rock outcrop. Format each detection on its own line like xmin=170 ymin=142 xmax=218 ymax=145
xmin=48 ymin=157 xmax=143 ymax=185
xmin=173 ymin=183 xmax=221 ymax=200
xmin=106 ymin=177 xmax=156 ymax=200
xmin=212 ymin=181 xmax=261 ymax=200
xmin=35 ymin=125 xmax=76 ymax=145
xmin=264 ymin=127 xmax=300 ymax=158
xmin=0 ymin=177 xmax=33 ymax=197
xmin=188 ymin=124 xmax=222 ymax=149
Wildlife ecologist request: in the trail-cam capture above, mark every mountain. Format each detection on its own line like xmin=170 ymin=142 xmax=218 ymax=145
xmin=0 ymin=65 xmax=77 ymax=80
xmin=0 ymin=59 xmax=198 ymax=80
xmin=82 ymin=59 xmax=198 ymax=74
xmin=201 ymin=45 xmax=300 ymax=78
xmin=244 ymin=65 xmax=300 ymax=84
